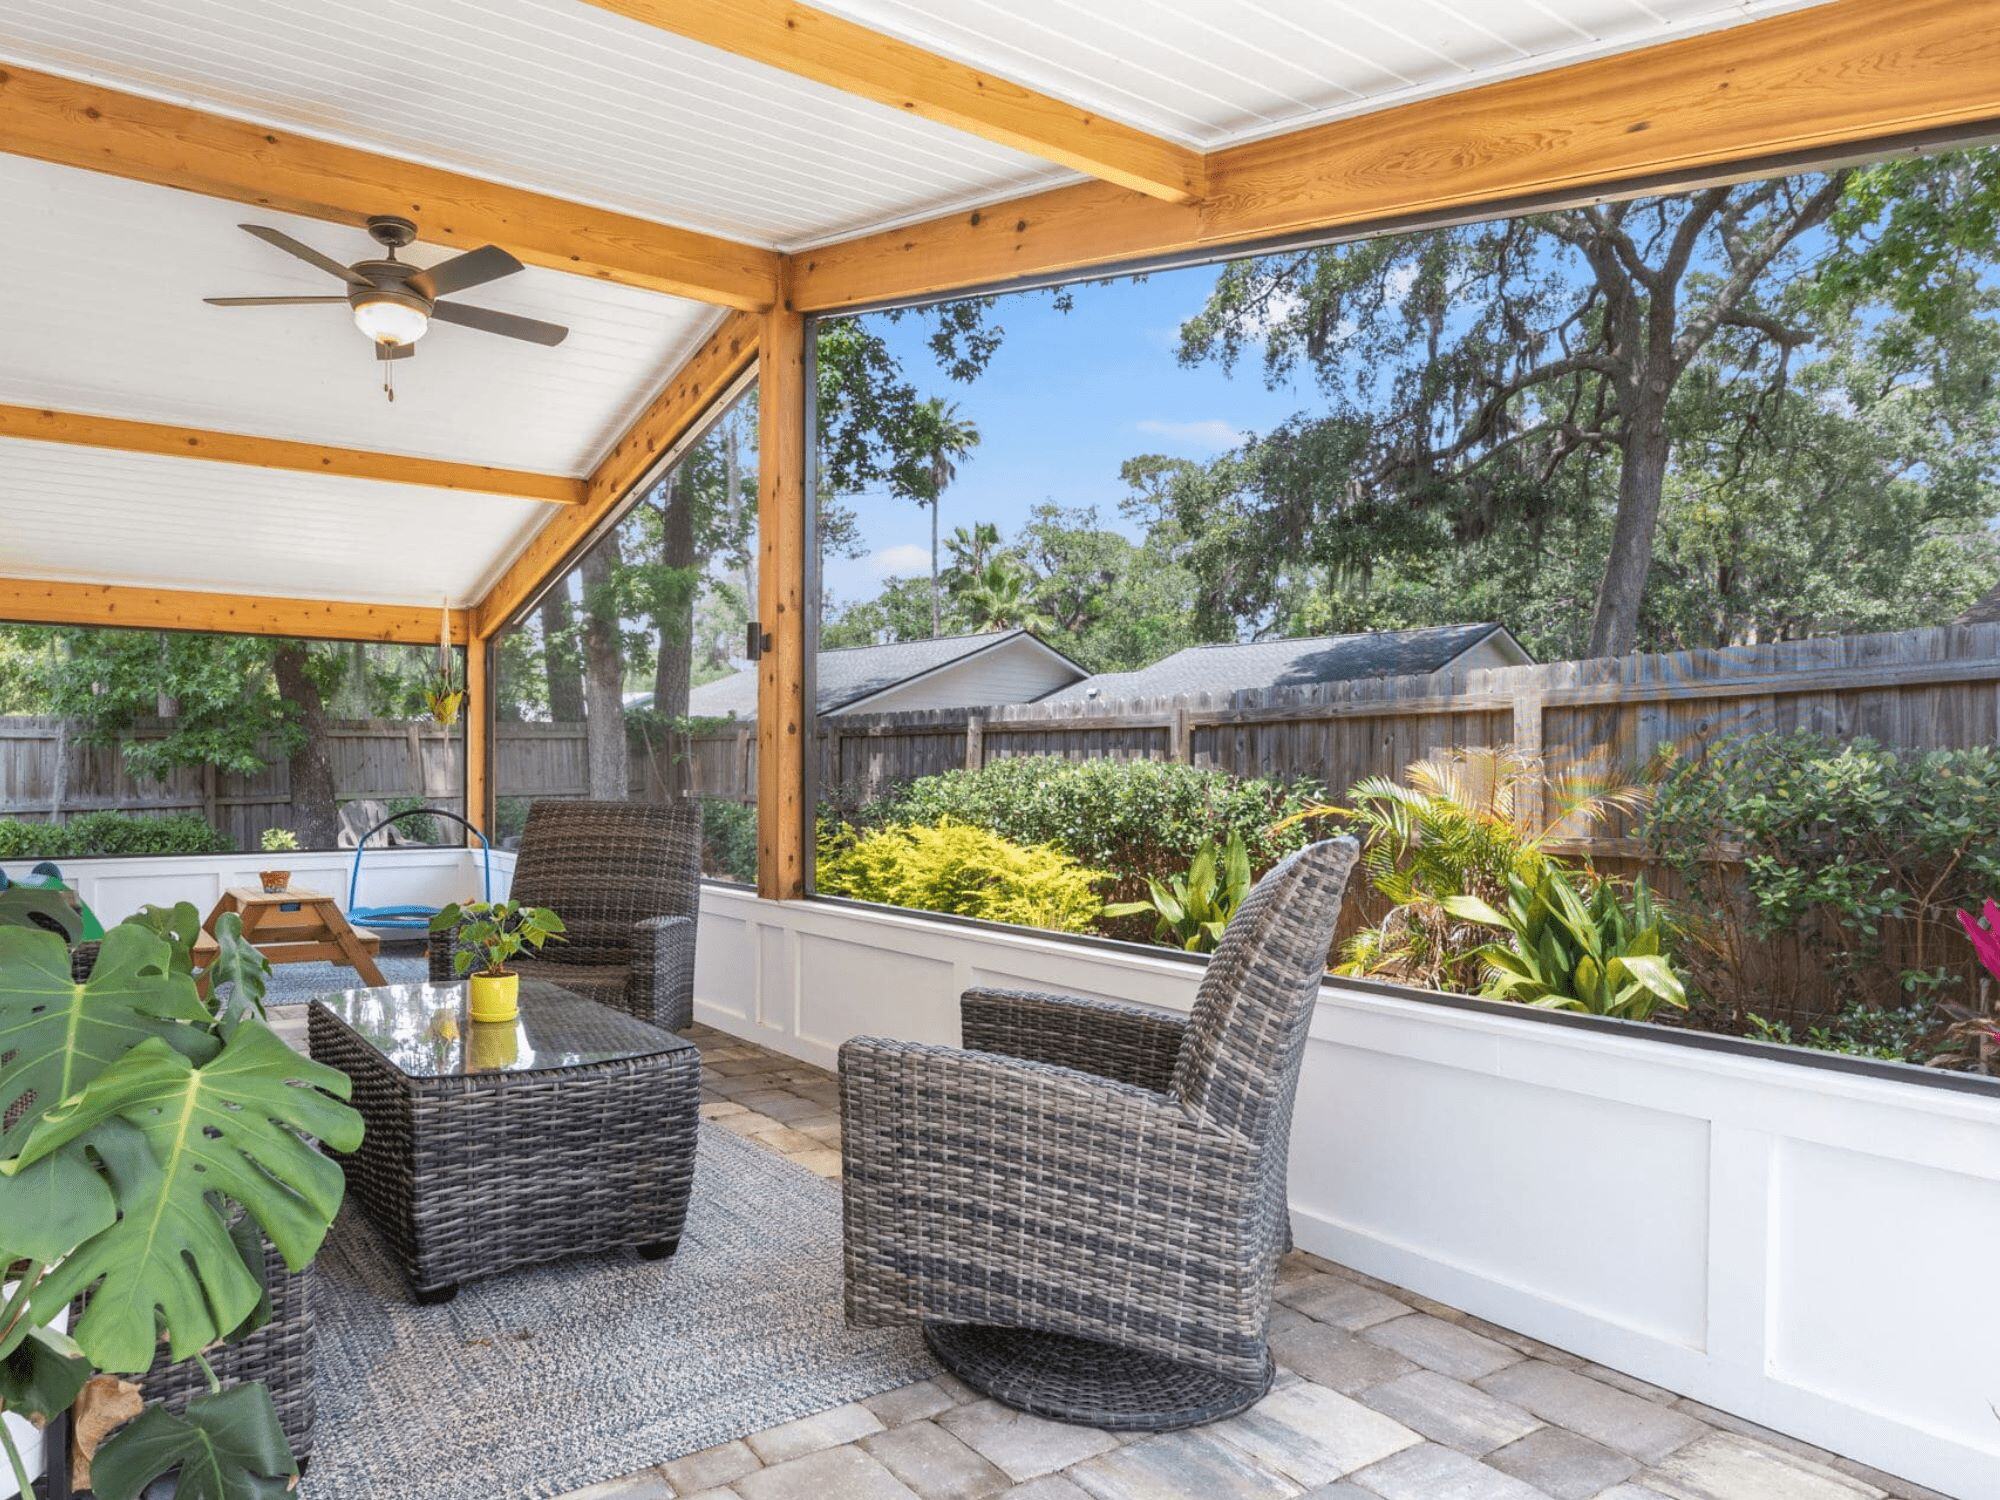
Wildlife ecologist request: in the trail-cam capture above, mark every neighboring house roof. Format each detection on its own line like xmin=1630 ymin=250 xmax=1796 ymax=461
xmin=1042 ymin=624 xmax=1529 ymax=704
xmin=682 ymin=628 xmax=1087 ymax=719
xmin=1960 ymin=581 xmax=2000 ymax=625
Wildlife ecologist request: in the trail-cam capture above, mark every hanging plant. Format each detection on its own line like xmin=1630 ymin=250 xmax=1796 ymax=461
xmin=422 ymin=600 xmax=464 ymax=728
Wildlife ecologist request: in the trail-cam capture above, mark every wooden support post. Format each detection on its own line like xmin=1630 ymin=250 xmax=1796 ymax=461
xmin=1169 ymin=705 xmax=1192 ymax=765
xmin=465 ymin=635 xmax=489 ymax=841
xmin=964 ymin=714 xmax=984 ymax=771
xmin=756 ymin=303 xmax=809 ymax=900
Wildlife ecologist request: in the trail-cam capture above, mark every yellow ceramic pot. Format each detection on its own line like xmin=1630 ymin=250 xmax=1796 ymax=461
xmin=467 ymin=1019 xmax=520 ymax=1070
xmin=468 ymin=970 xmax=520 ymax=1024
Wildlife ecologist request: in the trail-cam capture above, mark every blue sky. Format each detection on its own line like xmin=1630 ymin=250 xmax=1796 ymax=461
xmin=821 ymin=264 xmax=1312 ymax=609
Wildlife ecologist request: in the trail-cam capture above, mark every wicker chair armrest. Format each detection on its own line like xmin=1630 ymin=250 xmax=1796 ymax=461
xmin=630 ymin=915 xmax=696 ymax=1032
xmin=960 ymin=986 xmax=1188 ymax=1091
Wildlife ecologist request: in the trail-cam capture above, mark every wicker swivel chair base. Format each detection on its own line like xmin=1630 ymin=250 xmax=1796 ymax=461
xmin=924 ymin=1323 xmax=1275 ymax=1431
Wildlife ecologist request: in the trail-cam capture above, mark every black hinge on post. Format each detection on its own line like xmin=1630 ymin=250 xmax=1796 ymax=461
xmin=746 ymin=622 xmax=772 ymax=661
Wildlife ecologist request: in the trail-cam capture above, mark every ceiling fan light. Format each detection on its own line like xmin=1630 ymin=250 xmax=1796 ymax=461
xmin=352 ymin=294 xmax=429 ymax=347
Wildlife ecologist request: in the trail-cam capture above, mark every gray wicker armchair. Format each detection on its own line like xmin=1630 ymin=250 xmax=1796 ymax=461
xmin=430 ymin=798 xmax=700 ymax=1031
xmin=838 ymin=836 xmax=1359 ymax=1431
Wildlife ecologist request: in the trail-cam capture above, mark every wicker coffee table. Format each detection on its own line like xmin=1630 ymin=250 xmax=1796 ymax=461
xmin=308 ymin=978 xmax=700 ymax=1304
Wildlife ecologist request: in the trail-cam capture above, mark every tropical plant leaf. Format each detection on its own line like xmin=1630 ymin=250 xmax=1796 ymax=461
xmin=1440 ymin=894 xmax=1507 ymax=927
xmin=0 ymin=925 xmax=212 ymax=1151
xmin=0 ymin=884 xmax=83 ymax=943
xmin=1613 ymin=953 xmax=1688 ymax=1009
xmin=203 ymin=913 xmax=272 ymax=1031
xmin=0 ymin=1144 xmax=115 ymax=1263
xmin=121 ymin=904 xmax=204 ymax=979
xmin=12 ymin=1022 xmax=361 ymax=1371
xmin=0 ymin=1322 xmax=90 ymax=1424
xmin=89 ymin=1384 xmax=296 ymax=1500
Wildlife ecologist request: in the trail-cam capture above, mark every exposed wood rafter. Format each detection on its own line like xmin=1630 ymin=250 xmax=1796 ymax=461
xmin=0 ymin=579 xmax=470 ymax=645
xmin=791 ymin=0 xmax=2000 ymax=311
xmin=0 ymin=406 xmax=584 ymax=504
xmin=578 ymin=0 xmax=1203 ymax=203
xmin=473 ymin=311 xmax=761 ymax=637
xmin=0 ymin=62 xmax=781 ymax=309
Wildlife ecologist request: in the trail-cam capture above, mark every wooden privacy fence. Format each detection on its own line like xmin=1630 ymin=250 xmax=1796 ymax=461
xmin=0 ymin=718 xmax=468 ymax=848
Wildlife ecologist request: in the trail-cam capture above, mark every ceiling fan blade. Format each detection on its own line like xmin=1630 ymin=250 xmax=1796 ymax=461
xmin=431 ymin=300 xmax=569 ymax=347
xmin=374 ymin=341 xmax=416 ymax=362
xmin=411 ymin=244 xmax=523 ymax=299
xmin=239 ymin=224 xmax=370 ymax=287
xmin=204 ymin=296 xmax=349 ymax=306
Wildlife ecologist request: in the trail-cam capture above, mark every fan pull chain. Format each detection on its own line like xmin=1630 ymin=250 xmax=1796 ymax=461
xmin=382 ymin=358 xmax=396 ymax=403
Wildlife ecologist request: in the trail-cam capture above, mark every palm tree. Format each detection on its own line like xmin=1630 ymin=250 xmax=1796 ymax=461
xmin=959 ymin=558 xmax=1053 ymax=634
xmin=910 ymin=399 xmax=981 ymax=637
xmin=944 ymin=521 xmax=1001 ymax=577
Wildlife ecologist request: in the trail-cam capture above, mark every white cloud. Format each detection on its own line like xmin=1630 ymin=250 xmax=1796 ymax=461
xmin=1135 ymin=418 xmax=1243 ymax=452
xmin=868 ymin=543 xmax=931 ymax=577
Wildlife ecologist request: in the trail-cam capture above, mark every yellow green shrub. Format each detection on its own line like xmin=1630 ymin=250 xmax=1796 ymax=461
xmin=815 ymin=819 xmax=1109 ymax=933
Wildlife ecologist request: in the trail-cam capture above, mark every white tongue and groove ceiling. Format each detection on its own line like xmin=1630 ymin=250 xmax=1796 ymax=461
xmin=0 ymin=0 xmax=1834 ymax=614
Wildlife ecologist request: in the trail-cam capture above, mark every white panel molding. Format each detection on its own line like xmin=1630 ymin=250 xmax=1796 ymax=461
xmin=694 ymin=884 xmax=2000 ymax=1500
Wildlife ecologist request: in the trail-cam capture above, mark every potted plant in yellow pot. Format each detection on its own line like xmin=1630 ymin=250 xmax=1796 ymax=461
xmin=428 ymin=900 xmax=565 ymax=1024
xmin=258 ymin=827 xmax=300 ymax=892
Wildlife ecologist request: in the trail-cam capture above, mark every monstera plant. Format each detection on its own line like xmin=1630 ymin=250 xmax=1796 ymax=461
xmin=0 ymin=906 xmax=362 ymax=1498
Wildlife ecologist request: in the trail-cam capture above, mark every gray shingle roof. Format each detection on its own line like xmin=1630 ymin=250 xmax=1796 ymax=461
xmin=685 ymin=628 xmax=1070 ymax=719
xmin=1041 ymin=624 xmax=1516 ymax=704
xmin=1960 ymin=581 xmax=2000 ymax=625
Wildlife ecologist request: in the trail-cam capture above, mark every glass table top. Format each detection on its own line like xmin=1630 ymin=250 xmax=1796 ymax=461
xmin=313 ymin=980 xmax=693 ymax=1079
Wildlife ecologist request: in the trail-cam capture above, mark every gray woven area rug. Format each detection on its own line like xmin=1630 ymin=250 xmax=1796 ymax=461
xmin=264 ymin=953 xmax=429 ymax=1005
xmin=302 ymin=1123 xmax=929 ymax=1500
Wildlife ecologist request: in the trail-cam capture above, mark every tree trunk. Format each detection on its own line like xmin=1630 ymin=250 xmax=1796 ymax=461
xmin=273 ymin=643 xmax=338 ymax=847
xmin=652 ymin=475 xmax=697 ymax=796
xmin=929 ymin=499 xmax=941 ymax=638
xmin=1586 ymin=400 xmax=1673 ymax=660
xmin=580 ymin=539 xmax=628 ymax=800
xmin=539 ymin=594 xmax=585 ymax=723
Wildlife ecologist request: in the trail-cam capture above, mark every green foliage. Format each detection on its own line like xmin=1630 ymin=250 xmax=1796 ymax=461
xmin=1321 ymin=748 xmax=1652 ymax=992
xmin=857 ymin=755 xmax=1321 ymax=916
xmin=1103 ymin=833 xmax=1251 ymax=952
xmin=0 ymin=882 xmax=82 ymax=942
xmin=384 ymin=797 xmax=441 ymax=845
xmin=0 ymin=912 xmax=353 ymax=1496
xmin=0 ymin=811 xmax=231 ymax=859
xmin=259 ymin=827 xmax=300 ymax=854
xmin=1646 ymin=734 xmax=2000 ymax=1013
xmin=816 ymin=820 xmax=1109 ymax=933
xmin=1745 ymin=1003 xmax=1944 ymax=1064
xmin=1447 ymin=866 xmax=1687 ymax=1020
xmin=430 ymin=899 xmax=567 ymax=976
xmin=701 ymin=799 xmax=758 ymax=883
xmin=90 ymin=1382 xmax=296 ymax=1500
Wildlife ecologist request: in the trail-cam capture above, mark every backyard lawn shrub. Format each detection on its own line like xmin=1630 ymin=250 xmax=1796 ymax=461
xmin=701 ymin=799 xmax=758 ymax=883
xmin=0 ymin=810 xmax=232 ymax=859
xmin=816 ymin=819 xmax=1109 ymax=933
xmin=859 ymin=757 xmax=1323 ymax=914
xmin=1646 ymin=734 xmax=2000 ymax=1036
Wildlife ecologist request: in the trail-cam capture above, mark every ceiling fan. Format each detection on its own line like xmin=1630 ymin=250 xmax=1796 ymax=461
xmin=206 ymin=216 xmax=569 ymax=399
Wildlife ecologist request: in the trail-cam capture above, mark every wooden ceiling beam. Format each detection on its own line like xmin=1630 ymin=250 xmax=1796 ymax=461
xmin=473 ymin=310 xmax=761 ymax=637
xmin=790 ymin=0 xmax=2000 ymax=312
xmin=0 ymin=579 xmax=470 ymax=645
xmin=0 ymin=62 xmax=780 ymax=310
xmin=578 ymin=0 xmax=1203 ymax=203
xmin=0 ymin=405 xmax=585 ymax=505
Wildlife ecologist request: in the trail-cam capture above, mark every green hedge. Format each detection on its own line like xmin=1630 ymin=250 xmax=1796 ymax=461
xmin=0 ymin=811 xmax=233 ymax=859
xmin=858 ymin=756 xmax=1325 ymax=910
xmin=701 ymin=800 xmax=758 ymax=884
xmin=817 ymin=819 xmax=1108 ymax=933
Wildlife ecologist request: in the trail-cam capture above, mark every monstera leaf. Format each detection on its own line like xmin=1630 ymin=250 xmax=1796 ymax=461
xmin=9 ymin=1022 xmax=361 ymax=1372
xmin=0 ymin=882 xmax=82 ymax=943
xmin=0 ymin=1322 xmax=90 ymax=1424
xmin=0 ymin=1145 xmax=115 ymax=1262
xmin=89 ymin=1383 xmax=295 ymax=1500
xmin=0 ymin=924 xmax=212 ymax=1152
xmin=203 ymin=913 xmax=271 ymax=1031
xmin=121 ymin=903 xmax=205 ymax=978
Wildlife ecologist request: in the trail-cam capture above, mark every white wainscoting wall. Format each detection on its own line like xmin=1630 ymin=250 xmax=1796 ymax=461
xmin=694 ymin=882 xmax=2000 ymax=1500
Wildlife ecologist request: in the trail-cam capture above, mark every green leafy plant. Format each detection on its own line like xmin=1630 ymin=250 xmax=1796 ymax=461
xmin=1103 ymin=833 xmax=1252 ymax=952
xmin=0 ymin=912 xmax=361 ymax=1496
xmin=258 ymin=827 xmax=299 ymax=855
xmin=701 ymin=799 xmax=758 ymax=884
xmin=1292 ymin=747 xmax=1653 ymax=992
xmin=429 ymin=898 xmax=567 ymax=976
xmin=1445 ymin=865 xmax=1688 ymax=1020
xmin=816 ymin=819 xmax=1109 ymax=933
xmin=0 ymin=812 xmax=231 ymax=860
xmin=855 ymin=756 xmax=1322 ymax=926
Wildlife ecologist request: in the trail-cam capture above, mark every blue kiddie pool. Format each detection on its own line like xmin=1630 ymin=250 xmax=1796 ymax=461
xmin=346 ymin=808 xmax=491 ymax=934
